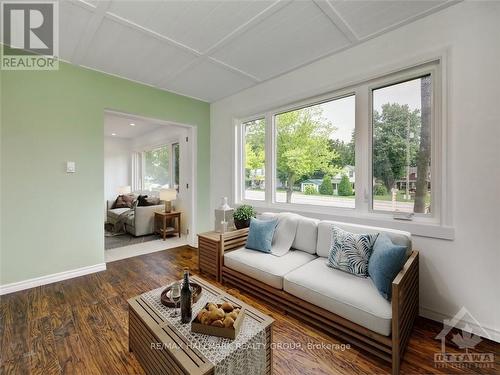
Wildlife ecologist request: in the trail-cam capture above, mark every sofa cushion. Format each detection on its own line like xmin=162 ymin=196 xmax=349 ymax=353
xmin=113 ymin=194 xmax=136 ymax=208
xmin=137 ymin=195 xmax=160 ymax=206
xmin=224 ymin=247 xmax=316 ymax=289
xmin=284 ymin=257 xmax=392 ymax=336
xmin=327 ymin=226 xmax=378 ymax=277
xmin=292 ymin=216 xmax=320 ymax=254
xmin=246 ymin=218 xmax=278 ymax=253
xmin=317 ymin=221 xmax=412 ymax=258
xmin=260 ymin=212 xmax=299 ymax=257
xmin=368 ymin=234 xmax=408 ymax=300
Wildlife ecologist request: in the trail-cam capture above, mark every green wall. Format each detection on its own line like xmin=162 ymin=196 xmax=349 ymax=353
xmin=0 ymin=62 xmax=210 ymax=285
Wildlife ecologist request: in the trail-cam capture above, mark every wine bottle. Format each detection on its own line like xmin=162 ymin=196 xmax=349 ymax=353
xmin=180 ymin=268 xmax=192 ymax=323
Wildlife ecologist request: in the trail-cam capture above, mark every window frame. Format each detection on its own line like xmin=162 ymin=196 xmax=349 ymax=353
xmin=172 ymin=142 xmax=180 ymax=192
xmin=235 ymin=59 xmax=446 ymax=230
xmin=271 ymin=91 xmax=357 ymax=208
xmin=368 ymin=62 xmax=441 ymax=219
xmin=239 ymin=116 xmax=267 ymax=203
xmin=141 ymin=144 xmax=170 ymax=192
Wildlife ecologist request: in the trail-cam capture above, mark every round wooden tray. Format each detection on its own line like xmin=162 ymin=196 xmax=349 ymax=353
xmin=160 ymin=282 xmax=202 ymax=307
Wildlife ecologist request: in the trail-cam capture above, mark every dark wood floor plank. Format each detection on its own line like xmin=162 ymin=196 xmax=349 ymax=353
xmin=71 ymin=301 xmax=143 ymax=374
xmin=53 ymin=333 xmax=96 ymax=375
xmin=0 ymin=245 xmax=498 ymax=375
xmin=0 ymin=355 xmax=30 ymax=375
xmin=0 ymin=292 xmax=30 ymax=362
xmin=27 ymin=316 xmax=61 ymax=374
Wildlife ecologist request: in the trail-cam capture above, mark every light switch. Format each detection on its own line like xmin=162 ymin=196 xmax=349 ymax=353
xmin=66 ymin=161 xmax=76 ymax=173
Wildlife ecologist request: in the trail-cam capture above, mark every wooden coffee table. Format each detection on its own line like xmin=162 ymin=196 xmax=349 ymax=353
xmin=128 ymin=276 xmax=274 ymax=374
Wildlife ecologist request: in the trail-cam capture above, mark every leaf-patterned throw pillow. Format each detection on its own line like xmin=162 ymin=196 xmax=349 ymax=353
xmin=327 ymin=226 xmax=379 ymax=277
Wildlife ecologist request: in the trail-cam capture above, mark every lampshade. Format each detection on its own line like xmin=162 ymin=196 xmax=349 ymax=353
xmin=160 ymin=188 xmax=177 ymax=201
xmin=117 ymin=185 xmax=131 ymax=195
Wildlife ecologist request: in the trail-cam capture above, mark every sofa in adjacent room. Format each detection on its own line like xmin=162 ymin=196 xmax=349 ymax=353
xmin=106 ymin=195 xmax=164 ymax=236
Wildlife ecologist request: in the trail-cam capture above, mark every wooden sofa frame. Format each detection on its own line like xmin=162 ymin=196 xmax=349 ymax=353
xmin=218 ymin=229 xmax=419 ymax=375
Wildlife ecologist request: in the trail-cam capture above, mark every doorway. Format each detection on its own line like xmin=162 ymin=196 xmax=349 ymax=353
xmin=103 ymin=110 xmax=197 ymax=262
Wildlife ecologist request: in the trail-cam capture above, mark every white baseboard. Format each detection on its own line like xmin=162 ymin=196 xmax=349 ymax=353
xmin=420 ymin=306 xmax=500 ymax=343
xmin=0 ymin=263 xmax=107 ymax=296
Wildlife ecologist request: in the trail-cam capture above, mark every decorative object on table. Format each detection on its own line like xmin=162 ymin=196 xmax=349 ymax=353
xmin=327 ymin=225 xmax=379 ymax=277
xmin=180 ymin=267 xmax=192 ymax=323
xmin=233 ymin=204 xmax=257 ymax=229
xmin=159 ymin=188 xmax=177 ymax=213
xmin=169 ymin=282 xmax=181 ymax=317
xmin=215 ymin=197 xmax=234 ymax=233
xmin=191 ymin=301 xmax=245 ymax=340
xmin=246 ymin=217 xmax=278 ymax=253
xmin=154 ymin=211 xmax=181 ymax=240
xmin=160 ymin=281 xmax=202 ymax=307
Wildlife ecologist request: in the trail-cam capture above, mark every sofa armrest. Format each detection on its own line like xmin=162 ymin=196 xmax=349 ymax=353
xmin=133 ymin=204 xmax=164 ymax=236
xmin=106 ymin=200 xmax=115 ymax=211
xmin=391 ymin=250 xmax=419 ymax=374
xmin=220 ymin=228 xmax=249 ymax=253
xmin=219 ymin=228 xmax=249 ymax=281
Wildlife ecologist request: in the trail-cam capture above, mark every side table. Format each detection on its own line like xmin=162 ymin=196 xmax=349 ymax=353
xmin=154 ymin=211 xmax=181 ymax=240
xmin=197 ymin=228 xmax=248 ymax=282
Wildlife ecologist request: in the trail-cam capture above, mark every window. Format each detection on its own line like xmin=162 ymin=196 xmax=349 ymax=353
xmin=143 ymin=145 xmax=169 ymax=191
xmin=243 ymin=118 xmax=266 ymax=201
xmin=372 ymin=76 xmax=432 ymax=214
xmin=274 ymin=95 xmax=355 ymax=207
xmin=237 ymin=60 xmax=440 ymax=221
xmin=172 ymin=143 xmax=180 ymax=191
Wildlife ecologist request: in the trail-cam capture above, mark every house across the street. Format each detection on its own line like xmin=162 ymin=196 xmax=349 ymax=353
xmin=301 ymin=166 xmax=355 ymax=194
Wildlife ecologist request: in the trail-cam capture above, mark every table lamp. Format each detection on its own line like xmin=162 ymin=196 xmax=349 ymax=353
xmin=160 ymin=188 xmax=177 ymax=213
xmin=117 ymin=185 xmax=131 ymax=195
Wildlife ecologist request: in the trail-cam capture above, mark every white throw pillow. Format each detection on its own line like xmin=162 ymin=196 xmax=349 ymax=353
xmin=261 ymin=212 xmax=300 ymax=257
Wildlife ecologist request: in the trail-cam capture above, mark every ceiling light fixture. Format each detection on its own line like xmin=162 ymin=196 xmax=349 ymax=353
xmin=111 ymin=133 xmax=117 ymax=136
xmin=130 ymin=123 xmax=135 ymax=126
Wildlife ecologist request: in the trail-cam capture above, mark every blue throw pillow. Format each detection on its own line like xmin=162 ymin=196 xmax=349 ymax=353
xmin=246 ymin=218 xmax=278 ymax=253
xmin=368 ymin=234 xmax=408 ymax=300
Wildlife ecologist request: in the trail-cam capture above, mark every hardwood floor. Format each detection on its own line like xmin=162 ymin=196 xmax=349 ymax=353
xmin=0 ymin=246 xmax=498 ymax=374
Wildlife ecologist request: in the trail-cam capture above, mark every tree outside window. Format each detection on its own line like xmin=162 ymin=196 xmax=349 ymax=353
xmin=144 ymin=145 xmax=169 ymax=191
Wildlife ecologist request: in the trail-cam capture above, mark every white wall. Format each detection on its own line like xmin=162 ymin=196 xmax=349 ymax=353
xmin=211 ymin=2 xmax=500 ymax=340
xmin=132 ymin=125 xmax=186 ymax=152
xmin=104 ymin=136 xmax=131 ymax=202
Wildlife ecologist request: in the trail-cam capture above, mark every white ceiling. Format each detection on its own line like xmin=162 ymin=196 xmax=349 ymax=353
xmin=58 ymin=0 xmax=458 ymax=102
xmin=104 ymin=112 xmax=183 ymax=139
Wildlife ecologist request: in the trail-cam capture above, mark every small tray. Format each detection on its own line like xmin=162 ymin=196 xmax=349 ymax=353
xmin=191 ymin=302 xmax=245 ymax=340
xmin=160 ymin=282 xmax=202 ymax=307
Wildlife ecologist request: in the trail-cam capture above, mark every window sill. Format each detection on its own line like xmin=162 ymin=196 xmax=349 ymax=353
xmin=237 ymin=200 xmax=454 ymax=240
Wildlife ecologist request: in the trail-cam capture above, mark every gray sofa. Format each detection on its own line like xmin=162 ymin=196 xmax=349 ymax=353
xmin=106 ymin=199 xmax=164 ymax=236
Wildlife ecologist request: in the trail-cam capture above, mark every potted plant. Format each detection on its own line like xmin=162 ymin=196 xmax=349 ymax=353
xmin=233 ymin=205 xmax=256 ymax=229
